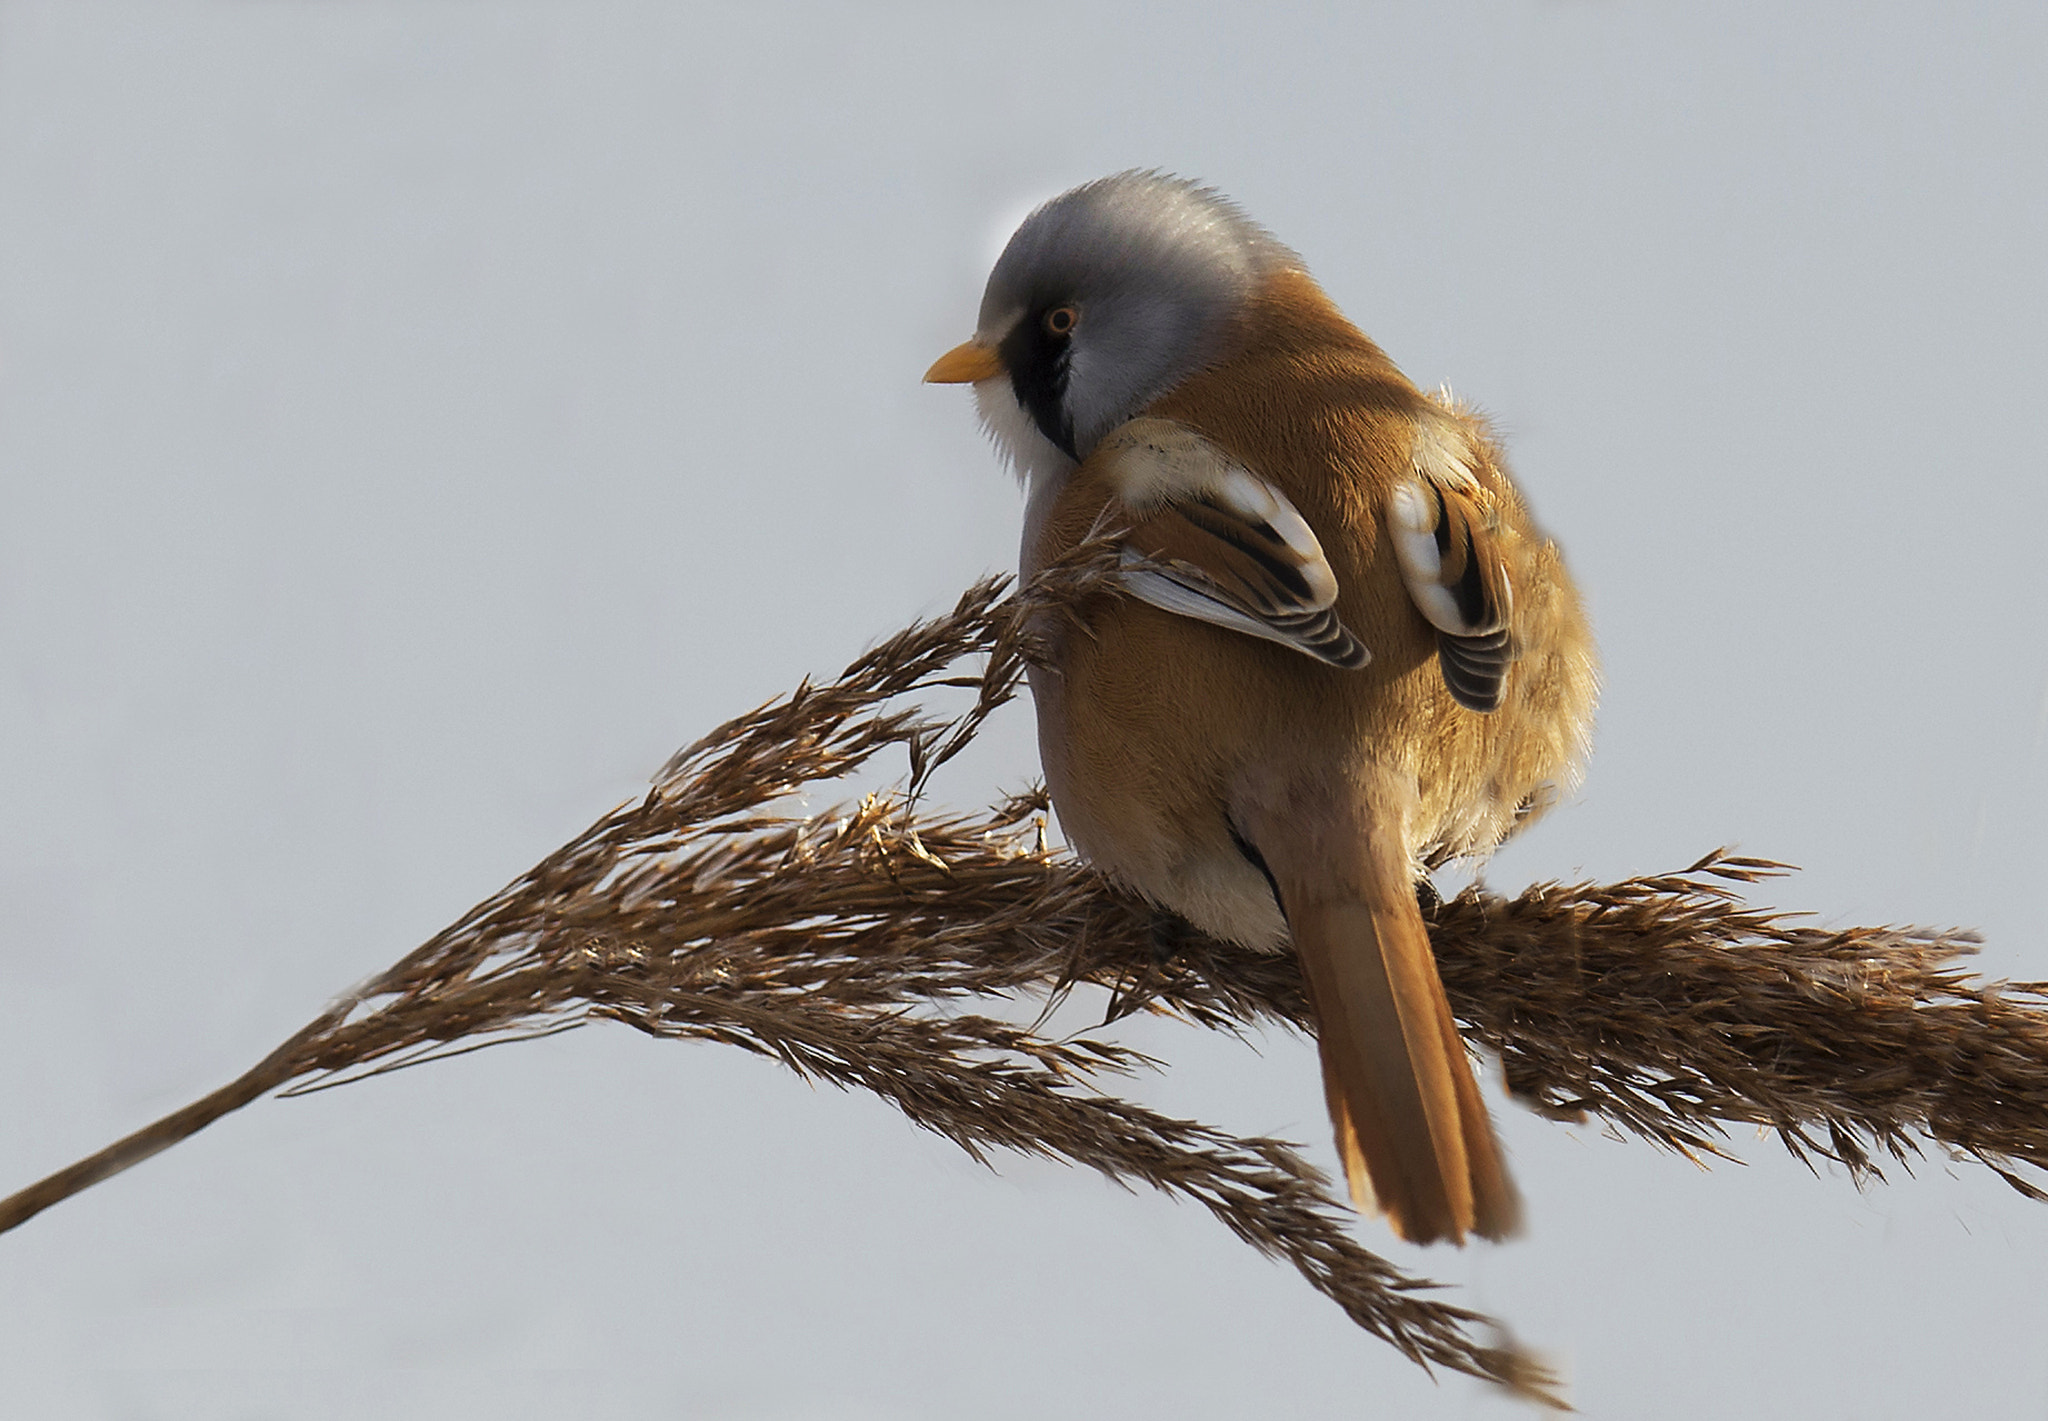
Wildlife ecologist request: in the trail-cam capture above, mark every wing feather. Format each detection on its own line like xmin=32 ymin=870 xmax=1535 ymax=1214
xmin=1391 ymin=408 xmax=1520 ymax=712
xmin=1094 ymin=419 xmax=1369 ymax=670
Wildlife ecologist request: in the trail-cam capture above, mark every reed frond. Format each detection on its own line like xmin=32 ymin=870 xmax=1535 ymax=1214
xmin=4 ymin=538 xmax=2037 ymax=1407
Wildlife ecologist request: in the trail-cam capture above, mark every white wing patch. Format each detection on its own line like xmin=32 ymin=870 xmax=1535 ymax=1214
xmin=1092 ymin=418 xmax=1368 ymax=669
xmin=1390 ymin=481 xmax=1507 ymax=637
xmin=1391 ymin=402 xmax=1519 ymax=712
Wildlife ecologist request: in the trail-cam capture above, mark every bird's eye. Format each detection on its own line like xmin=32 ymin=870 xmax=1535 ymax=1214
xmin=1043 ymin=305 xmax=1079 ymax=336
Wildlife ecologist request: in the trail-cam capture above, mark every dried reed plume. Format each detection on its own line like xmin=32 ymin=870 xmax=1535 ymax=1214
xmin=4 ymin=541 xmax=2043 ymax=1406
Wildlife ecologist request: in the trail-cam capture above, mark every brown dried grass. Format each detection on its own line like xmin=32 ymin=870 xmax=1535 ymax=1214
xmin=3 ymin=540 xmax=2041 ymax=1407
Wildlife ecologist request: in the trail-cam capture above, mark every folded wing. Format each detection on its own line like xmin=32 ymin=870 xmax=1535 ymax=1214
xmin=1389 ymin=404 xmax=1518 ymax=712
xmin=1093 ymin=418 xmax=1369 ymax=670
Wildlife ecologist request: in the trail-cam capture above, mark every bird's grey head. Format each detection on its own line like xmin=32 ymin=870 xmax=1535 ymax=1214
xmin=960 ymin=172 xmax=1291 ymax=476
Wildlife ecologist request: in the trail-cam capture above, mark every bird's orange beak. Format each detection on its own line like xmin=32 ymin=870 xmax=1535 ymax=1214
xmin=923 ymin=339 xmax=1005 ymax=384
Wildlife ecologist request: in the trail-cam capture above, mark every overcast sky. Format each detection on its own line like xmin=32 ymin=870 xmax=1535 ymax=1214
xmin=3 ymin=3 xmax=2046 ymax=1417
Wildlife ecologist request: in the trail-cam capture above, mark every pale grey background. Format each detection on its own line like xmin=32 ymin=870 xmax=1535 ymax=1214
xmin=3 ymin=3 xmax=2045 ymax=1417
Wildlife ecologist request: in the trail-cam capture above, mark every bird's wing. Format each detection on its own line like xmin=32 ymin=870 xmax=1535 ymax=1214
xmin=1389 ymin=403 xmax=1517 ymax=712
xmin=1093 ymin=418 xmax=1369 ymax=669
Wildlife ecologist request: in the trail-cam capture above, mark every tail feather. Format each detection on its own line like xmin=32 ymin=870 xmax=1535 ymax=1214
xmin=1428 ymin=954 xmax=1521 ymax=1240
xmin=1274 ymin=836 xmax=1519 ymax=1244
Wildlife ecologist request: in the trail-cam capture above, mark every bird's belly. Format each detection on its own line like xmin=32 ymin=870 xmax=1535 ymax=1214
xmin=1026 ymin=661 xmax=1290 ymax=952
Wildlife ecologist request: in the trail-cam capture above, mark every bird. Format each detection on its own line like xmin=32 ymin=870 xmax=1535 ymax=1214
xmin=925 ymin=171 xmax=1597 ymax=1245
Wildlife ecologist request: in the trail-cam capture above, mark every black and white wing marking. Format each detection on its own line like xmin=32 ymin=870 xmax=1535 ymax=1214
xmin=1389 ymin=408 xmax=1517 ymax=712
xmin=1094 ymin=418 xmax=1368 ymax=670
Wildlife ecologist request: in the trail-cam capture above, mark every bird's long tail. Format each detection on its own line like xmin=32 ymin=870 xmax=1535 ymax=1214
xmin=1259 ymin=814 xmax=1518 ymax=1245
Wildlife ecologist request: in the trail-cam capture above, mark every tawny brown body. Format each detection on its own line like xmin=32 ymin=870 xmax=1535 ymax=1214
xmin=1027 ymin=270 xmax=1596 ymax=1242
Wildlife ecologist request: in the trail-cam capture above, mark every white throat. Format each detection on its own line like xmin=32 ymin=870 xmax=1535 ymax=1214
xmin=974 ymin=378 xmax=1076 ymax=579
